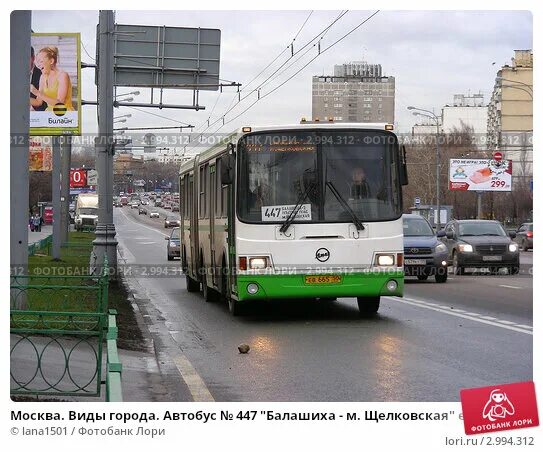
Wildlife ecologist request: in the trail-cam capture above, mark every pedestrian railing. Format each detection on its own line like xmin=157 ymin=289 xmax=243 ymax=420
xmin=10 ymin=257 xmax=122 ymax=400
xmin=28 ymin=235 xmax=52 ymax=256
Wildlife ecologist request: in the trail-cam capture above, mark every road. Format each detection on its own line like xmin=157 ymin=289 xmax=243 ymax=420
xmin=114 ymin=205 xmax=533 ymax=402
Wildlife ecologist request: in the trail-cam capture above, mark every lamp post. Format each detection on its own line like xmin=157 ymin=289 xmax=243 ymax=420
xmin=408 ymin=106 xmax=442 ymax=230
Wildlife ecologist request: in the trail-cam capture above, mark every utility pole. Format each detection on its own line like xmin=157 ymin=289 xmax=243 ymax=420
xmin=60 ymin=136 xmax=71 ymax=244
xmin=435 ymin=120 xmax=441 ymax=230
xmin=92 ymin=10 xmax=118 ymax=274
xmin=52 ymin=137 xmax=61 ymax=259
xmin=11 ymin=10 xmax=31 ymax=306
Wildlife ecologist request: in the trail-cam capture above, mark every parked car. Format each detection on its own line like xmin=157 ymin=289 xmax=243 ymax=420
xmin=165 ymin=227 xmax=180 ymax=261
xmin=164 ymin=215 xmax=180 ymax=228
xmin=402 ymin=214 xmax=448 ymax=283
xmin=441 ymin=219 xmax=519 ymax=275
xmin=149 ymin=211 xmax=160 ymax=219
xmin=138 ymin=206 xmax=147 ymax=215
xmin=514 ymin=223 xmax=533 ymax=251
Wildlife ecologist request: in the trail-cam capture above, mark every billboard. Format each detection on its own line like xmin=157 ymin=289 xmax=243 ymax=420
xmin=112 ymin=25 xmax=220 ymax=91
xmin=30 ymin=33 xmax=81 ymax=136
xmin=29 ymin=137 xmax=53 ymax=171
xmin=449 ymin=158 xmax=512 ymax=192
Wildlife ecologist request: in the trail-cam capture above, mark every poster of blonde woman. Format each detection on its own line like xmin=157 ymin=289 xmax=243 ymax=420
xmin=30 ymin=33 xmax=81 ymax=135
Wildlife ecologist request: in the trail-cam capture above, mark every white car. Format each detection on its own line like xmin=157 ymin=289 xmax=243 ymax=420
xmin=149 ymin=211 xmax=160 ymax=218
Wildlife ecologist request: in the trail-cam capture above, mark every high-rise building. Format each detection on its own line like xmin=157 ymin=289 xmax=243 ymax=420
xmin=487 ymin=50 xmax=533 ymax=183
xmin=312 ymin=61 xmax=395 ymax=123
xmin=442 ymin=93 xmax=488 ymax=136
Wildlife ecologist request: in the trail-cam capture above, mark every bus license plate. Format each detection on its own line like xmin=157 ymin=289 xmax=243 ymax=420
xmin=404 ymin=259 xmax=426 ymax=265
xmin=304 ymin=275 xmax=342 ymax=285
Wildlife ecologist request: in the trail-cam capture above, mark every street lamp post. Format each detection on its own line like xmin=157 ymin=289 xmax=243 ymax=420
xmin=408 ymin=106 xmax=442 ymax=230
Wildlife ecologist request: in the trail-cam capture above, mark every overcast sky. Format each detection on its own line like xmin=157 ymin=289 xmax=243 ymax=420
xmin=31 ymin=10 xmax=532 ymax=148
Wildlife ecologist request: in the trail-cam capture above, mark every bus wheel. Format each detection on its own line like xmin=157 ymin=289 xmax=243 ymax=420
xmin=202 ymin=271 xmax=219 ymax=302
xmin=228 ymin=297 xmax=244 ymax=316
xmin=186 ymin=274 xmax=200 ymax=292
xmin=357 ymin=296 xmax=380 ymax=316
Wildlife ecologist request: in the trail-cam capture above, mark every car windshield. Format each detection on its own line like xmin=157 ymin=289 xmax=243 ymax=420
xmin=171 ymin=228 xmax=180 ymax=239
xmin=403 ymin=217 xmax=434 ymax=236
xmin=237 ymin=130 xmax=401 ymax=224
xmin=167 ymin=216 xmax=178 ymax=221
xmin=459 ymin=222 xmax=506 ymax=237
xmin=79 ymin=208 xmax=97 ymax=215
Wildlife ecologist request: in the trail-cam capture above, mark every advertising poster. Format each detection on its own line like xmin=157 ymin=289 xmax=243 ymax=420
xmin=449 ymin=158 xmax=513 ymax=192
xmin=28 ymin=136 xmax=53 ymax=171
xmin=30 ymin=33 xmax=81 ymax=136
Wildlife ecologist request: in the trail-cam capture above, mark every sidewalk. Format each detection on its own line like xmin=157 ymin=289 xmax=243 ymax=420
xmin=28 ymin=225 xmax=52 ymax=245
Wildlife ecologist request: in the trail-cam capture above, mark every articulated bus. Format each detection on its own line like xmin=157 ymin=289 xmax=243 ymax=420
xmin=179 ymin=123 xmax=408 ymax=315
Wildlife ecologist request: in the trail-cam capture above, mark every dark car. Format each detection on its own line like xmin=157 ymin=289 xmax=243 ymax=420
xmin=138 ymin=206 xmax=147 ymax=215
xmin=442 ymin=220 xmax=519 ymax=275
xmin=164 ymin=215 xmax=180 ymax=228
xmin=514 ymin=223 xmax=533 ymax=251
xmin=165 ymin=227 xmax=180 ymax=260
xmin=402 ymin=214 xmax=448 ymax=283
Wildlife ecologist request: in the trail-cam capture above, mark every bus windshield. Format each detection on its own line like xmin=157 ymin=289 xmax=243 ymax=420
xmin=237 ymin=130 xmax=401 ymax=224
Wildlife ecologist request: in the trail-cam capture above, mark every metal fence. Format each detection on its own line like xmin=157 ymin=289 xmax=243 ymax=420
xmin=28 ymin=235 xmax=52 ymax=256
xmin=10 ymin=258 xmax=122 ymax=400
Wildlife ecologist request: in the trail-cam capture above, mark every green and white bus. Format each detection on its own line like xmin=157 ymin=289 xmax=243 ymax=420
xmin=179 ymin=123 xmax=408 ymax=315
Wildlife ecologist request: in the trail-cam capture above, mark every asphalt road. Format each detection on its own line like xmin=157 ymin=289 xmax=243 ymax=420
xmin=114 ymin=205 xmax=533 ymax=402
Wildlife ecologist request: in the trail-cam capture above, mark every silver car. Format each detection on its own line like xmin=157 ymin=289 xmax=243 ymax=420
xmin=166 ymin=227 xmax=180 ymax=260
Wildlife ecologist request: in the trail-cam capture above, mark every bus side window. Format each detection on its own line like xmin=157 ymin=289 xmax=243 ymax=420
xmin=199 ymin=165 xmax=206 ymax=219
xmin=179 ymin=180 xmax=186 ymax=223
xmin=205 ymin=164 xmax=211 ymax=219
xmin=216 ymin=158 xmax=222 ymax=218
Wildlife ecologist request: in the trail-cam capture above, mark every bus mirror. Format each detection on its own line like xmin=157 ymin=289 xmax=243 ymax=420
xmin=400 ymin=145 xmax=409 ymax=186
xmin=221 ymin=154 xmax=234 ymax=185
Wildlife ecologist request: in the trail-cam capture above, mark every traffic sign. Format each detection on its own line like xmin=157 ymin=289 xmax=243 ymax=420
xmin=493 ymin=152 xmax=503 ymax=162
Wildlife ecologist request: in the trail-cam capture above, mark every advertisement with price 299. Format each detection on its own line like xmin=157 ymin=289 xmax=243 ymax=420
xmin=449 ymin=158 xmax=512 ymax=192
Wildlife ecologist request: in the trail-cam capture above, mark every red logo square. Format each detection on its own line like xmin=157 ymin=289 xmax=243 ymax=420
xmin=460 ymin=381 xmax=539 ymax=435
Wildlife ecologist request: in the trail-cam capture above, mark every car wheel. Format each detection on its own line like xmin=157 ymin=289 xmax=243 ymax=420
xmin=435 ymin=271 xmax=448 ymax=283
xmin=167 ymin=253 xmax=173 ymax=261
xmin=452 ymin=252 xmax=464 ymax=275
xmin=509 ymin=265 xmax=520 ymax=275
xmin=417 ymin=275 xmax=429 ymax=281
xmin=357 ymin=296 xmax=380 ymax=316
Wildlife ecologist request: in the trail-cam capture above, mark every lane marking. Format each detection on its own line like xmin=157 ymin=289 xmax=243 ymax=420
xmin=138 ymin=241 xmax=157 ymax=245
xmin=387 ymin=296 xmax=532 ymax=335
xmin=172 ymin=354 xmax=215 ymax=402
xmin=480 ymin=316 xmax=497 ymax=320
xmin=517 ymin=324 xmax=533 ymax=330
xmin=498 ymin=284 xmax=522 ymax=290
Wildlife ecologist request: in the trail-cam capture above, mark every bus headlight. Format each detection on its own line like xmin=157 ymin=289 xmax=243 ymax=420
xmin=458 ymin=244 xmax=473 ymax=253
xmin=386 ymin=280 xmax=398 ymax=292
xmin=249 ymin=257 xmax=269 ymax=270
xmin=247 ymin=283 xmax=259 ymax=294
xmin=375 ymin=254 xmax=395 ymax=266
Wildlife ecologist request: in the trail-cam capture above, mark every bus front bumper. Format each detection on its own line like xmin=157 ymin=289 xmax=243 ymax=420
xmin=236 ymin=271 xmax=404 ymax=301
